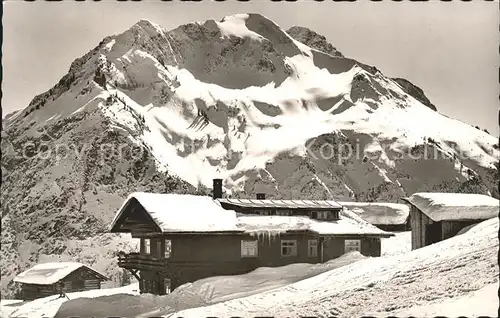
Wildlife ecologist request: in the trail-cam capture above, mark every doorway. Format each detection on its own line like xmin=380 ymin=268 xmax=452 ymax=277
xmin=425 ymin=222 xmax=442 ymax=246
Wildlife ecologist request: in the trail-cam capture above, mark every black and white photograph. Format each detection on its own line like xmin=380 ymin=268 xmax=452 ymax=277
xmin=1 ymin=1 xmax=499 ymax=317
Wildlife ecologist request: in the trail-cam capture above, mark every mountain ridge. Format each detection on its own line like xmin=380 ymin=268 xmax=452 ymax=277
xmin=284 ymin=25 xmax=437 ymax=112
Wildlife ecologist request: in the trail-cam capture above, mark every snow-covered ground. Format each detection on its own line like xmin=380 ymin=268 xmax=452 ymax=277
xmin=48 ymin=252 xmax=366 ymax=318
xmin=0 ymin=300 xmax=24 ymax=318
xmin=2 ymin=12 xmax=499 ymax=317
xmin=170 ymin=251 xmax=366 ymax=304
xmin=3 ymin=221 xmax=496 ymax=318
xmin=0 ymin=252 xmax=366 ymax=318
xmin=3 ymin=13 xmax=499 ymax=299
xmin=168 ymin=217 xmax=498 ymax=317
xmin=392 ymin=282 xmax=498 ymax=317
xmin=1 ymin=283 xmax=139 ymax=318
xmin=381 ymin=231 xmax=411 ymax=257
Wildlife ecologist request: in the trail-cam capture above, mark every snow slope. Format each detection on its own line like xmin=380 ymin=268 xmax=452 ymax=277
xmin=380 ymin=231 xmax=411 ymax=257
xmin=2 ymin=283 xmax=139 ymax=318
xmin=6 ymin=13 xmax=498 ymax=199
xmin=2 ymin=13 xmax=498 ymax=296
xmin=392 ymin=282 xmax=498 ymax=318
xmin=170 ymin=251 xmax=366 ymax=304
xmin=168 ymin=217 xmax=498 ymax=317
xmin=52 ymin=252 xmax=366 ymax=318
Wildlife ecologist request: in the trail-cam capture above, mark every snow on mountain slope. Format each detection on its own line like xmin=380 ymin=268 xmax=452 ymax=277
xmin=169 ymin=217 xmax=498 ymax=317
xmin=1 ymin=13 xmax=498 ymax=297
xmin=95 ymin=14 xmax=498 ymax=199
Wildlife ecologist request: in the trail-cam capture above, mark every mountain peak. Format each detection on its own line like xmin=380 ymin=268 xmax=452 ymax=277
xmin=129 ymin=18 xmax=165 ymax=37
xmin=2 ymin=13 xmax=498 ymax=299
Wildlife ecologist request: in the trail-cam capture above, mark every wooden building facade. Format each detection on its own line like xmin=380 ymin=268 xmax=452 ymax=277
xmin=110 ymin=190 xmax=393 ymax=295
xmin=407 ymin=202 xmax=480 ymax=250
xmin=13 ymin=262 xmax=108 ymax=300
xmin=403 ymin=193 xmax=499 ymax=250
xmin=118 ymin=231 xmax=386 ymax=295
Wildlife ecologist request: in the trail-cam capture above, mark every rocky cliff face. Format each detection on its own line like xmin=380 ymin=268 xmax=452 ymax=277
xmin=1 ymin=107 xmax=203 ymax=296
xmin=286 ymin=26 xmax=344 ymax=58
xmin=391 ymin=78 xmax=437 ymax=111
xmin=1 ymin=13 xmax=497 ymax=297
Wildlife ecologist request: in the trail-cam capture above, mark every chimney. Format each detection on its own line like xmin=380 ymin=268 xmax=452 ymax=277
xmin=213 ymin=179 xmax=223 ymax=199
xmin=256 ymin=193 xmax=266 ymax=200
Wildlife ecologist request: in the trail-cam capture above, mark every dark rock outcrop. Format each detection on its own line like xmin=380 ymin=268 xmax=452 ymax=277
xmin=391 ymin=77 xmax=437 ymax=111
xmin=286 ymin=26 xmax=344 ymax=57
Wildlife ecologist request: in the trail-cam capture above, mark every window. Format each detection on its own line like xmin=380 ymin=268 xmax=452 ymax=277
xmin=144 ymin=239 xmax=151 ymax=254
xmin=143 ymin=279 xmax=150 ymax=293
xmin=308 ymin=239 xmax=318 ymax=257
xmin=344 ymin=239 xmax=361 ymax=253
xmin=156 ymin=240 xmax=162 ymax=258
xmin=255 ymin=209 xmax=271 ymax=216
xmin=276 ymin=210 xmax=291 ymax=216
xmin=152 ymin=280 xmax=157 ymax=293
xmin=332 ymin=211 xmax=340 ymax=220
xmin=241 ymin=240 xmax=258 ymax=257
xmin=316 ymin=211 xmax=330 ymax=220
xmin=281 ymin=240 xmax=297 ymax=257
xmin=165 ymin=240 xmax=171 ymax=258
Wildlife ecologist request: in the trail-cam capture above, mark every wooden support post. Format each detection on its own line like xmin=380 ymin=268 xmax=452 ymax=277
xmin=128 ymin=269 xmax=140 ymax=281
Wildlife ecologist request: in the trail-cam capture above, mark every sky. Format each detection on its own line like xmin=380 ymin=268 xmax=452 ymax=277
xmin=2 ymin=0 xmax=498 ymax=135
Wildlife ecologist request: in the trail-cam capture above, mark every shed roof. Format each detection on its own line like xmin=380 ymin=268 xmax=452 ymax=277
xmin=338 ymin=202 xmax=410 ymax=225
xmin=217 ymin=198 xmax=342 ymax=209
xmin=404 ymin=192 xmax=499 ymax=222
xmin=109 ymin=193 xmax=392 ymax=237
xmin=13 ymin=262 xmax=108 ymax=285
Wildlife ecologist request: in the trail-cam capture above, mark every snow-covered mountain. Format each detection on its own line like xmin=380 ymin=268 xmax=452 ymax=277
xmin=1 ymin=13 xmax=498 ymax=296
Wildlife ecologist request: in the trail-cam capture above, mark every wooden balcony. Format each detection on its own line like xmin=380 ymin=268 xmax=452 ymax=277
xmin=117 ymin=252 xmax=168 ymax=270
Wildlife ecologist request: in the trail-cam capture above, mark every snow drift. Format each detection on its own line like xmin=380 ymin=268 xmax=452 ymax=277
xmin=51 ymin=252 xmax=365 ymax=318
xmin=169 ymin=217 xmax=498 ymax=317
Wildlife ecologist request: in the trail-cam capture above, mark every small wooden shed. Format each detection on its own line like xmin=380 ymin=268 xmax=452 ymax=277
xmin=402 ymin=192 xmax=499 ymax=250
xmin=338 ymin=202 xmax=410 ymax=232
xmin=13 ymin=262 xmax=108 ymax=300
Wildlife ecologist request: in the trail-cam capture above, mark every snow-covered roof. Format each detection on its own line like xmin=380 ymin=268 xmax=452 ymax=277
xmin=218 ymin=198 xmax=342 ymax=210
xmin=13 ymin=262 xmax=108 ymax=285
xmin=405 ymin=193 xmax=499 ymax=222
xmin=339 ymin=202 xmax=410 ymax=225
xmin=110 ymin=193 xmax=392 ymax=237
xmin=237 ymin=214 xmax=392 ymax=237
xmin=110 ymin=192 xmax=240 ymax=233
